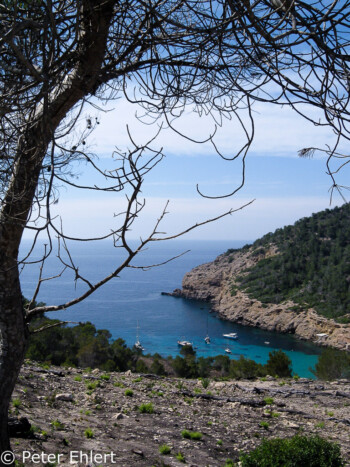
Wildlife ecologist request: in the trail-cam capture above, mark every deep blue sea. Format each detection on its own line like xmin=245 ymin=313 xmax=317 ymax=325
xmin=19 ymin=239 xmax=322 ymax=378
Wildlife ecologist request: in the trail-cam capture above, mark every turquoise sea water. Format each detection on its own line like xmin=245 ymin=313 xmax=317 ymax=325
xmin=19 ymin=239 xmax=322 ymax=377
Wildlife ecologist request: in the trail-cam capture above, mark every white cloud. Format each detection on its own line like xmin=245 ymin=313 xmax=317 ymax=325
xmin=23 ymin=94 xmax=344 ymax=243
xmin=86 ymin=97 xmax=336 ymax=159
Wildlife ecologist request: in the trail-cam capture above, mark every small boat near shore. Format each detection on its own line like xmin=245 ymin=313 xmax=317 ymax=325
xmin=177 ymin=340 xmax=193 ymax=347
xmin=135 ymin=322 xmax=145 ymax=351
xmin=225 ymin=347 xmax=232 ymax=354
xmin=204 ymin=317 xmax=211 ymax=344
xmin=223 ymin=332 xmax=238 ymax=340
xmin=135 ymin=341 xmax=144 ymax=351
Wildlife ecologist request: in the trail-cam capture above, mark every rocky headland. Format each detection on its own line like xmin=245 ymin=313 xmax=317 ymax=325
xmin=169 ymin=245 xmax=350 ymax=351
xmin=10 ymin=362 xmax=350 ymax=466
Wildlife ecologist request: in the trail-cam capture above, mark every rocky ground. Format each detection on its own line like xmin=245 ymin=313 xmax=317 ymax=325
xmin=169 ymin=246 xmax=350 ymax=351
xmin=10 ymin=362 xmax=350 ymax=466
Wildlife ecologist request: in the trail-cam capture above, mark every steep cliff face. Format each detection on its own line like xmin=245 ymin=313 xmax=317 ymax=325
xmin=172 ymin=246 xmax=350 ymax=351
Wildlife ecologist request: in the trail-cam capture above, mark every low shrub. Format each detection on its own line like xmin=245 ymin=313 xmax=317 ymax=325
xmin=12 ymin=398 xmax=21 ymax=408
xmin=259 ymin=421 xmax=269 ymax=430
xmin=84 ymin=428 xmax=93 ymax=439
xmin=201 ymin=378 xmax=210 ymax=389
xmin=176 ymin=452 xmax=185 ymax=463
xmin=181 ymin=430 xmax=203 ymax=440
xmin=85 ymin=381 xmax=99 ymax=391
xmin=159 ymin=444 xmax=171 ymax=455
xmin=114 ymin=382 xmax=125 ymax=388
xmin=240 ymin=435 xmax=345 ymax=466
xmin=138 ymin=403 xmax=154 ymax=414
xmin=51 ymin=419 xmax=64 ymax=430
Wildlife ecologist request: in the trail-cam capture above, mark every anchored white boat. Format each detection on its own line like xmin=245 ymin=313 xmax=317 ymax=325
xmin=223 ymin=332 xmax=238 ymax=340
xmin=204 ymin=317 xmax=211 ymax=344
xmin=135 ymin=322 xmax=144 ymax=351
xmin=225 ymin=347 xmax=232 ymax=354
xmin=135 ymin=340 xmax=144 ymax=351
xmin=177 ymin=340 xmax=193 ymax=347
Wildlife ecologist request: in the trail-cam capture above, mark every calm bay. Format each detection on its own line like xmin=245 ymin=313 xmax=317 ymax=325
xmin=19 ymin=239 xmax=322 ymax=378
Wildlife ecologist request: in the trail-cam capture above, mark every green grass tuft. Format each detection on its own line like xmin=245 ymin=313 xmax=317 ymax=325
xmin=159 ymin=444 xmax=171 ymax=455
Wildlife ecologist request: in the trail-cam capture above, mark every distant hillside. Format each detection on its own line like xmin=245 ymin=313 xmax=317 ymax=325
xmin=232 ymin=203 xmax=350 ymax=323
xmin=172 ymin=204 xmax=350 ymax=350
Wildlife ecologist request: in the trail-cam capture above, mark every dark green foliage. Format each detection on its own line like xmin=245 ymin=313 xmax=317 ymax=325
xmin=170 ymin=344 xmax=200 ymax=377
xmin=251 ymin=247 xmax=266 ymax=257
xmin=181 ymin=430 xmax=203 ymax=440
xmin=176 ymin=452 xmax=186 ymax=463
xmin=84 ymin=428 xmax=94 ymax=439
xmin=27 ymin=318 xmax=136 ymax=371
xmin=159 ymin=444 xmax=171 ymax=455
xmin=265 ymin=350 xmax=292 ymax=378
xmin=171 ymin=348 xmax=292 ymax=379
xmin=212 ymin=355 xmax=231 ymax=375
xmin=172 ymin=355 xmax=198 ymax=378
xmin=180 ymin=345 xmax=196 ymax=357
xmin=138 ymin=402 xmax=154 ymax=414
xmin=197 ymin=357 xmax=213 ymax=378
xmin=150 ymin=357 xmax=166 ymax=375
xmin=225 ymin=248 xmax=240 ymax=256
xmin=135 ymin=359 xmax=149 ymax=373
xmin=240 ymin=435 xmax=345 ymax=466
xmin=230 ymin=284 xmax=238 ymax=296
xmin=235 ymin=204 xmax=350 ymax=321
xmin=311 ymin=348 xmax=350 ymax=380
xmin=229 ymin=356 xmax=265 ymax=379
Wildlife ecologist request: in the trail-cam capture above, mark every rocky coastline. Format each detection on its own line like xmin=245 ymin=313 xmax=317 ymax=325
xmin=168 ymin=246 xmax=350 ymax=352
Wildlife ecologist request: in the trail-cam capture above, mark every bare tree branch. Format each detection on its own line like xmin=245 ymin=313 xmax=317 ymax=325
xmin=1 ymin=0 xmax=350 ymax=453
xmin=30 ymin=321 xmax=80 ymax=334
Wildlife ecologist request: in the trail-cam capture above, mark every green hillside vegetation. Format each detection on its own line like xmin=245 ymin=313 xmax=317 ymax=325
xmin=27 ymin=318 xmax=136 ymax=372
xmin=229 ymin=203 xmax=350 ymax=323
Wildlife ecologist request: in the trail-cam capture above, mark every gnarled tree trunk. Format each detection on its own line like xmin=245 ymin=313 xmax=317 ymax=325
xmin=0 ymin=2 xmax=116 ymax=461
xmin=0 ymin=135 xmax=49 ymax=459
xmin=0 ymin=255 xmax=28 ymax=455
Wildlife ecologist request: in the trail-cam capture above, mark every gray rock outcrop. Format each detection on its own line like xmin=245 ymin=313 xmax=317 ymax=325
xmin=172 ymin=246 xmax=350 ymax=351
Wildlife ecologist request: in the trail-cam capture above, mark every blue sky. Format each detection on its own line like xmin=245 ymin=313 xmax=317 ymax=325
xmin=38 ymin=97 xmax=348 ymax=242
